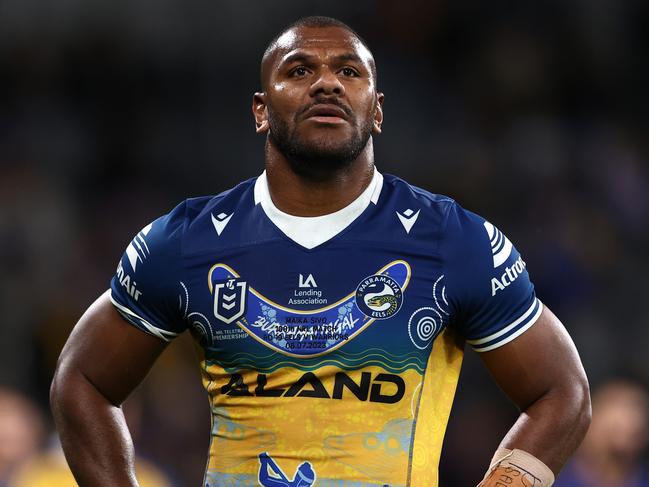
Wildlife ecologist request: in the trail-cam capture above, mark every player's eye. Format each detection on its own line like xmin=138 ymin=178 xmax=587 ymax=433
xmin=290 ymin=66 xmax=309 ymax=77
xmin=340 ymin=67 xmax=360 ymax=77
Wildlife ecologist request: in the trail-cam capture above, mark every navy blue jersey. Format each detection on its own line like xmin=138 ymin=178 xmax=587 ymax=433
xmin=110 ymin=170 xmax=542 ymax=487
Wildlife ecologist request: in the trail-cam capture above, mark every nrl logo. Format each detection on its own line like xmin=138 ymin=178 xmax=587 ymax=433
xmin=212 ymin=277 xmax=247 ymax=324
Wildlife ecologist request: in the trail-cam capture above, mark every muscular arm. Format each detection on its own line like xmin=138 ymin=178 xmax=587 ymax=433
xmin=479 ymin=305 xmax=591 ymax=481
xmin=50 ymin=290 xmax=168 ymax=486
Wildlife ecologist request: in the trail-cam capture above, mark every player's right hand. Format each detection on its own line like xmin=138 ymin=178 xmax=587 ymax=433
xmin=478 ymin=465 xmax=539 ymax=487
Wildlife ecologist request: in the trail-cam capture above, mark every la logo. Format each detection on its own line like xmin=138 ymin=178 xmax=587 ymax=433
xmin=298 ymin=273 xmax=317 ymax=288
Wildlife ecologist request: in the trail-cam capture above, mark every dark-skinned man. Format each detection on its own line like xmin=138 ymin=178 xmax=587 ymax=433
xmin=51 ymin=16 xmax=591 ymax=487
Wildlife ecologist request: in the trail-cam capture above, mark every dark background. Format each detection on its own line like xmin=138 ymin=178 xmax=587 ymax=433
xmin=1 ymin=0 xmax=648 ymax=485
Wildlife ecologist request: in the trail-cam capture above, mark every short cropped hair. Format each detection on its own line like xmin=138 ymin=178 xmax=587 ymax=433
xmin=261 ymin=16 xmax=377 ymax=88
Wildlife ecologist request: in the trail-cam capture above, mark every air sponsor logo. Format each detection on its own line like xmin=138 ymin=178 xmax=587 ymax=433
xmin=116 ymin=260 xmax=142 ymax=301
xmin=491 ymin=256 xmax=527 ymax=296
xmin=125 ymin=222 xmax=152 ymax=272
xmin=219 ymin=370 xmax=406 ymax=404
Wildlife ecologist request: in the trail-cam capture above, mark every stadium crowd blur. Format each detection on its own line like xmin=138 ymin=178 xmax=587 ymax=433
xmin=1 ymin=1 xmax=648 ymax=485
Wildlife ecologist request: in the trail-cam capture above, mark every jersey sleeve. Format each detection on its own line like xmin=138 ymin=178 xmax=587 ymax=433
xmin=109 ymin=202 xmax=187 ymax=341
xmin=442 ymin=202 xmax=543 ymax=352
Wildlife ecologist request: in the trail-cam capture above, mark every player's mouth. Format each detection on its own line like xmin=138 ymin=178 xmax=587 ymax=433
xmin=302 ymin=104 xmax=350 ymax=124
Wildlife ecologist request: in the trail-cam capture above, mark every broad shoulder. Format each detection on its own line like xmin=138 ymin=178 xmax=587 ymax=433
xmin=134 ymin=177 xmax=258 ymax=256
xmin=381 ymin=173 xmax=456 ymax=210
xmin=183 ymin=176 xmax=258 ymax=227
xmin=380 ymin=173 xmax=463 ymax=232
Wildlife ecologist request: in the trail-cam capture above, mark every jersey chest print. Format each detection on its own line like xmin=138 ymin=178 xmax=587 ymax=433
xmin=110 ymin=172 xmax=540 ymax=486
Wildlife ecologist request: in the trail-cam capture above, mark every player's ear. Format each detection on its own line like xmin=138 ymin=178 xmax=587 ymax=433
xmin=372 ymin=92 xmax=384 ymax=135
xmin=253 ymin=92 xmax=270 ymax=134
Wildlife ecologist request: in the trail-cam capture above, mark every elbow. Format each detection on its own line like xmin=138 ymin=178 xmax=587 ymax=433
xmin=50 ymin=359 xmax=85 ymax=425
xmin=573 ymin=374 xmax=592 ymax=441
xmin=50 ymin=362 xmax=70 ymax=423
xmin=580 ymin=379 xmax=593 ymax=436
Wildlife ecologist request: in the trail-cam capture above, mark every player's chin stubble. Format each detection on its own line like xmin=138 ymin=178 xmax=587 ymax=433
xmin=267 ymin=109 xmax=373 ymax=180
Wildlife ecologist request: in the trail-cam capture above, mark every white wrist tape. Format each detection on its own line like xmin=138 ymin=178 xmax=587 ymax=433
xmin=483 ymin=448 xmax=555 ymax=486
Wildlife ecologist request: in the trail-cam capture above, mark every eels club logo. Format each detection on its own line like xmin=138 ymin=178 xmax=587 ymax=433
xmin=355 ymin=274 xmax=403 ymax=319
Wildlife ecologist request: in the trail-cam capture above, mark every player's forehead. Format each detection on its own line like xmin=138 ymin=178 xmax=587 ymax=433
xmin=270 ymin=25 xmax=374 ymax=70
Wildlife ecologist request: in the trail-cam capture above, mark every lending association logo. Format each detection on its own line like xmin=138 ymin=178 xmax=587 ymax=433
xmin=355 ymin=274 xmax=403 ymax=319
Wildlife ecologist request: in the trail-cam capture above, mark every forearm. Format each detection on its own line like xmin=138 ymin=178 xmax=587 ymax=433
xmin=51 ymin=368 xmax=139 ymax=487
xmin=498 ymin=383 xmax=591 ymax=474
xmin=480 ymin=306 xmax=591 ymax=484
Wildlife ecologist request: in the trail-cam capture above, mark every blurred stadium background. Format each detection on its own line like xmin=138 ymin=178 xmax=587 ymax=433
xmin=1 ymin=0 xmax=648 ymax=485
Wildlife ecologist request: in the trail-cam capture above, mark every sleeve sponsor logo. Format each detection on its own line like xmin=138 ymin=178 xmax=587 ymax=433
xmin=116 ymin=260 xmax=142 ymax=301
xmin=125 ymin=222 xmax=153 ymax=272
xmin=491 ymin=256 xmax=527 ymax=296
xmin=483 ymin=221 xmax=513 ymax=268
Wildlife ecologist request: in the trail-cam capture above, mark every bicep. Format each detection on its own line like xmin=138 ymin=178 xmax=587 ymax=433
xmin=479 ymin=305 xmax=588 ymax=410
xmin=55 ymin=290 xmax=169 ymax=405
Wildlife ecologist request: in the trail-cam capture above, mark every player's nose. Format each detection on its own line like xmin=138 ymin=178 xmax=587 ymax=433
xmin=309 ymin=67 xmax=345 ymax=97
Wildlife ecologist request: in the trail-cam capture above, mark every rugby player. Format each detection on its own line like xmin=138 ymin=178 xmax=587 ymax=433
xmin=50 ymin=16 xmax=591 ymax=486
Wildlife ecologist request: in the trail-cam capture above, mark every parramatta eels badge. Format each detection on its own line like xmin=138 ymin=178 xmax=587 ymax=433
xmin=355 ymin=273 xmax=403 ymax=319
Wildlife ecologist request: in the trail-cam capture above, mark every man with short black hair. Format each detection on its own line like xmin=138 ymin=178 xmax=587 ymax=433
xmin=51 ymin=16 xmax=591 ymax=486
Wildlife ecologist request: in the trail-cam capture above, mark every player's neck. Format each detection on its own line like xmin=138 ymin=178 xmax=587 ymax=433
xmin=264 ymin=139 xmax=375 ymax=217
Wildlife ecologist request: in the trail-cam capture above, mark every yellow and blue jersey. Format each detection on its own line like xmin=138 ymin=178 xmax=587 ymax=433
xmin=110 ymin=169 xmax=542 ymax=487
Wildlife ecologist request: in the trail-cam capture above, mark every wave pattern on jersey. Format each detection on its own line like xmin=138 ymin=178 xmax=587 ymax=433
xmin=205 ymin=348 xmax=427 ymax=375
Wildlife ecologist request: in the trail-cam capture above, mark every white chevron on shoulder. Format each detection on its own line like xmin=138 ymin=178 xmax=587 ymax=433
xmin=483 ymin=221 xmax=513 ymax=268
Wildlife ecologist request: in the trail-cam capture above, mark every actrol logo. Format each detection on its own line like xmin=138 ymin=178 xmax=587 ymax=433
xmin=483 ymin=221 xmax=513 ymax=268
xmin=491 ymin=256 xmax=527 ymax=296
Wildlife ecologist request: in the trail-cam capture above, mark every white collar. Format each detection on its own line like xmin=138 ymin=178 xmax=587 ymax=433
xmin=254 ymin=167 xmax=383 ymax=249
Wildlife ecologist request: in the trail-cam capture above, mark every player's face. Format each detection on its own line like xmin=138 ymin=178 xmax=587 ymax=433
xmin=254 ymin=26 xmax=384 ymax=175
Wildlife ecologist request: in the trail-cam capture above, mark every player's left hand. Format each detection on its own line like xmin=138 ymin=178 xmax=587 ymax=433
xmin=478 ymin=466 xmax=540 ymax=487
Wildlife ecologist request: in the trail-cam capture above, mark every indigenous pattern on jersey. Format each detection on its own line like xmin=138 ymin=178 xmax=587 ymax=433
xmin=110 ymin=169 xmax=542 ymax=487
